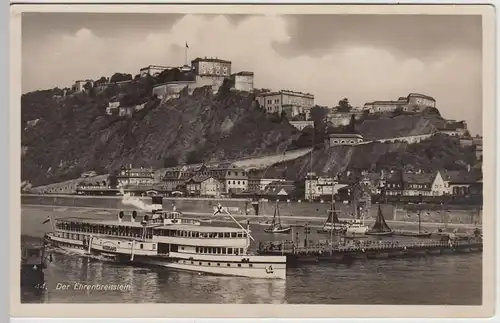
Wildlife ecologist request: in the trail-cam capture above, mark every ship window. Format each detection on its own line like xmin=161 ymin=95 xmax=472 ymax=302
xmin=228 ymin=248 xmax=233 ymax=254
xmin=224 ymin=232 xmax=230 ymax=238
xmin=191 ymin=261 xmax=194 ymax=264
xmin=231 ymin=233 xmax=237 ymax=238
xmin=152 ymin=244 xmax=156 ymax=250
xmin=196 ymin=247 xmax=199 ymax=253
xmin=240 ymin=248 xmax=244 ymax=254
xmin=199 ymin=262 xmax=202 ymax=265
xmin=217 ymin=263 xmax=220 ymax=266
xmin=243 ymin=233 xmax=247 ymax=238
xmin=140 ymin=244 xmax=144 ymax=249
xmin=227 ymin=263 xmax=231 ymax=267
xmin=237 ymin=233 xmax=243 ymax=238
xmin=238 ymin=264 xmax=241 ymax=267
xmin=181 ymin=247 xmax=184 ymax=250
xmin=208 ymin=263 xmax=211 ymax=266
xmin=217 ymin=247 xmax=221 ymax=254
xmin=218 ymin=232 xmax=223 ymax=238
xmin=249 ymin=264 xmax=253 ymax=267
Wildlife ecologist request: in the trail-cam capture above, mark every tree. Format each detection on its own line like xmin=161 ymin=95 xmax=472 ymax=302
xmin=280 ymin=110 xmax=287 ymax=121
xmin=163 ymin=156 xmax=179 ymax=168
xmin=186 ymin=150 xmax=203 ymax=165
xmin=309 ymin=105 xmax=329 ymax=129
xmin=347 ymin=114 xmax=357 ymax=133
xmin=110 ymin=73 xmax=133 ymax=83
xmin=392 ymin=106 xmax=404 ymax=117
xmin=94 ymin=76 xmax=108 ymax=86
xmin=336 ymin=98 xmax=352 ymax=113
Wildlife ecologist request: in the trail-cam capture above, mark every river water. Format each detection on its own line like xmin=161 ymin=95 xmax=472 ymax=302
xmin=20 ymin=205 xmax=482 ymax=305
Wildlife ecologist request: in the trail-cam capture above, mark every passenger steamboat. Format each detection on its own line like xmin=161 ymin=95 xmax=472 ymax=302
xmin=43 ymin=197 xmax=286 ymax=279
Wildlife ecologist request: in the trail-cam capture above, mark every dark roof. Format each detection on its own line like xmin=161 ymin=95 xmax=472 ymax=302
xmin=407 ymin=93 xmax=435 ymax=101
xmin=327 ymin=133 xmax=363 ymax=138
xmin=386 ymin=172 xmax=435 ymax=184
xmin=186 ymin=175 xmax=215 ymax=184
xmin=191 ymin=57 xmax=231 ymax=64
xmin=232 ymin=71 xmax=254 ymax=76
xmin=443 ymin=170 xmax=482 ymax=184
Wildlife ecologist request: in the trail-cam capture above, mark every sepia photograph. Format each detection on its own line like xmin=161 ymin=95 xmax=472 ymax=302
xmin=11 ymin=2 xmax=495 ymax=319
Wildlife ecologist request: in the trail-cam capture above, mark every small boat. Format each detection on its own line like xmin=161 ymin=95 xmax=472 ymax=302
xmin=21 ymin=242 xmax=52 ymax=289
xmin=365 ymin=205 xmax=394 ymax=236
xmin=264 ymin=202 xmax=291 ymax=234
xmin=345 ymin=219 xmax=369 ymax=236
xmin=317 ymin=201 xmax=347 ymax=234
xmin=398 ymin=231 xmax=432 ymax=238
xmin=397 ymin=205 xmax=431 ymax=238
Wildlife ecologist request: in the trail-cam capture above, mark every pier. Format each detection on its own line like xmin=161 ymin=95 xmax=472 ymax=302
xmin=257 ymin=237 xmax=483 ymax=264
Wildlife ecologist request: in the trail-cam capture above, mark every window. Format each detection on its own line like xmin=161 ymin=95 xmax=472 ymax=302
xmin=217 ymin=263 xmax=220 ymax=266
xmin=224 ymin=232 xmax=230 ymax=238
xmin=152 ymin=244 xmax=156 ymax=250
xmin=227 ymin=263 xmax=231 ymax=267
xmin=240 ymin=248 xmax=244 ymax=254
xmin=228 ymin=248 xmax=233 ymax=254
xmin=238 ymin=181 xmax=241 ymax=185
xmin=140 ymin=244 xmax=144 ymax=249
xmin=249 ymin=264 xmax=253 ymax=267
xmin=231 ymin=233 xmax=237 ymax=238
xmin=199 ymin=262 xmax=202 ymax=265
xmin=208 ymin=263 xmax=211 ymax=266
xmin=238 ymin=264 xmax=242 ymax=267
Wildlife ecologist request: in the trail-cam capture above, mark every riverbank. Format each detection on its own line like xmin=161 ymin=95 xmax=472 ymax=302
xmin=21 ymin=194 xmax=482 ymax=225
xmin=22 ymin=203 xmax=480 ymax=232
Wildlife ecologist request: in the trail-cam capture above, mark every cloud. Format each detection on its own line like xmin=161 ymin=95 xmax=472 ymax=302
xmin=21 ymin=13 xmax=482 ymax=135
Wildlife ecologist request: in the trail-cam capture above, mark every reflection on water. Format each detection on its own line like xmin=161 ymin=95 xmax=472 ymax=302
xmin=21 ymin=206 xmax=481 ymax=305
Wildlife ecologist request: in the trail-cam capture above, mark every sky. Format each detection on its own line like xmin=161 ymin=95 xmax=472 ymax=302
xmin=22 ymin=13 xmax=483 ymax=135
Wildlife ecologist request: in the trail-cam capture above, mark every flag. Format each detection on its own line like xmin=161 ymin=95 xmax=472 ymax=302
xmin=42 ymin=216 xmax=51 ymax=224
xmin=185 ymin=42 xmax=189 ymax=49
xmin=213 ymin=203 xmax=223 ymax=216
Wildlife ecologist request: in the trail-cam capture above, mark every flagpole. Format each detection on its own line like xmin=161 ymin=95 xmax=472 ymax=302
xmin=222 ymin=208 xmax=255 ymax=241
xmin=184 ymin=42 xmax=188 ymax=66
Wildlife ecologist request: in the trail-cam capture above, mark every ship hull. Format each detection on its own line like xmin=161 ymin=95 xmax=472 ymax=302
xmin=46 ymin=234 xmax=287 ymax=280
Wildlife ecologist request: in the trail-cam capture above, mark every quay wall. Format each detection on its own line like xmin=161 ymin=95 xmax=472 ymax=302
xmin=21 ymin=194 xmax=481 ymax=225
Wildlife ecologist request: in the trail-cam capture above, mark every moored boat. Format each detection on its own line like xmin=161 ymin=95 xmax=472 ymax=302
xmin=43 ymin=196 xmax=287 ymax=280
xmin=264 ymin=202 xmax=291 ymax=234
xmin=365 ymin=205 xmax=394 ymax=236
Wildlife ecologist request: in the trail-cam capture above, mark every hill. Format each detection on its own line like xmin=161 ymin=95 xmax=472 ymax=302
xmin=21 ymin=79 xmax=299 ymax=186
xmin=265 ymin=134 xmax=477 ymax=180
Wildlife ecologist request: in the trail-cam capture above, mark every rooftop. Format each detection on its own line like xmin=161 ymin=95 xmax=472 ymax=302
xmin=154 ymin=224 xmax=246 ymax=233
xmin=192 ymin=57 xmax=232 ymax=64
xmin=327 ymin=133 xmax=363 ymax=138
xmin=233 ymin=71 xmax=254 ymax=76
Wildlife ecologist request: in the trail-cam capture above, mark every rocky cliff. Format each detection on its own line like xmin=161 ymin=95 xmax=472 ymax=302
xmin=21 ymin=80 xmax=298 ymax=186
xmin=265 ymin=133 xmax=477 ymax=180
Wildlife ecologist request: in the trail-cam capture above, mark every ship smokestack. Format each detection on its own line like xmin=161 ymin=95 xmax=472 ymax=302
xmin=151 ymin=196 xmax=163 ymax=212
xmin=131 ymin=210 xmax=137 ymax=223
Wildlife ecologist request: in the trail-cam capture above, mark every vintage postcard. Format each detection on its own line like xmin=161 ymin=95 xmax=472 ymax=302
xmin=10 ymin=2 xmax=496 ymax=319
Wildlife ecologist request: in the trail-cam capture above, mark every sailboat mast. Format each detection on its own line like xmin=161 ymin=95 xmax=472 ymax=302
xmin=418 ymin=209 xmax=421 ymax=234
